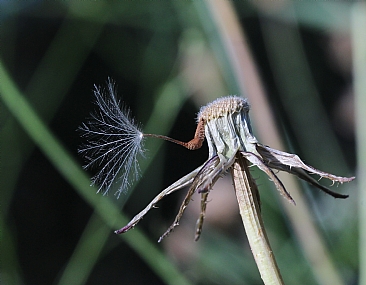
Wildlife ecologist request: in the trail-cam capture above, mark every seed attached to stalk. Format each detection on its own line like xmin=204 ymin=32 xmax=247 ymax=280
xmin=79 ymin=80 xmax=354 ymax=242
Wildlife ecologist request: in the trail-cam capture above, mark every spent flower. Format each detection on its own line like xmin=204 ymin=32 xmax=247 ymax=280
xmin=79 ymin=80 xmax=354 ymax=242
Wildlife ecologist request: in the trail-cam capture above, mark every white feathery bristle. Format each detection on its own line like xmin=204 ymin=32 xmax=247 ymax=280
xmin=78 ymin=78 xmax=145 ymax=198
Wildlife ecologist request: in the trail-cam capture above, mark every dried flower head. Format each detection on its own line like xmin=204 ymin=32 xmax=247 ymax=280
xmin=79 ymin=80 xmax=354 ymax=242
xmin=97 ymin=94 xmax=354 ymax=242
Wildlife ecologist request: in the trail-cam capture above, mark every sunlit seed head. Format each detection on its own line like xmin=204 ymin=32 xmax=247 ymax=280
xmin=197 ymin=96 xmax=250 ymax=122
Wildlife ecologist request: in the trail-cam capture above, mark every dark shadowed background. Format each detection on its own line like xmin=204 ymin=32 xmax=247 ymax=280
xmin=1 ymin=1 xmax=359 ymax=285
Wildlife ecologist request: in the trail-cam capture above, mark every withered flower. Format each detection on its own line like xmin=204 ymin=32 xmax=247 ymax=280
xmin=80 ymin=81 xmax=355 ymax=284
xmin=110 ymin=96 xmax=354 ymax=242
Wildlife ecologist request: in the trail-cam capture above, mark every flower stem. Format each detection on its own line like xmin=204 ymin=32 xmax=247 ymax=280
xmin=231 ymin=152 xmax=284 ymax=285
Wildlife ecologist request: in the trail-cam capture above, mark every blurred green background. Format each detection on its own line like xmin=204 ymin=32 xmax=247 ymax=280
xmin=1 ymin=1 xmax=360 ymax=285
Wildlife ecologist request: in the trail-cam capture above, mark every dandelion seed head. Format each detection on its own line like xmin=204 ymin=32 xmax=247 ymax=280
xmin=197 ymin=96 xmax=250 ymax=122
xmin=199 ymin=96 xmax=256 ymax=158
xmin=78 ymin=78 xmax=145 ymax=198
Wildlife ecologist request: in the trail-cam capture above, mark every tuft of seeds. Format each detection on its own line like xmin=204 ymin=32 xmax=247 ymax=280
xmin=197 ymin=96 xmax=250 ymax=122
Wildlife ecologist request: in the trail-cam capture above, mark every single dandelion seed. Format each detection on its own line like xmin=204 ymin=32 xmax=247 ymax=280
xmin=78 ymin=78 xmax=146 ymax=198
xmin=78 ymin=78 xmax=205 ymax=198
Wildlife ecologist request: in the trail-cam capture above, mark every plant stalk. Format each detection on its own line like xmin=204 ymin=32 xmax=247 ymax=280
xmin=231 ymin=152 xmax=284 ymax=285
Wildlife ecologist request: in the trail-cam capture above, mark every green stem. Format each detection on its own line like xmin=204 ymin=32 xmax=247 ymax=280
xmin=352 ymin=3 xmax=366 ymax=285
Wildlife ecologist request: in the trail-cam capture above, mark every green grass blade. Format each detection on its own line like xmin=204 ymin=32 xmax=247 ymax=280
xmin=0 ymin=60 xmax=191 ymax=285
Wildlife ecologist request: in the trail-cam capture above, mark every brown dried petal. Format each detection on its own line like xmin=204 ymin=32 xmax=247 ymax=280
xmin=256 ymin=143 xmax=354 ymax=198
xmin=286 ymin=168 xmax=349 ymax=199
xmin=241 ymin=151 xmax=296 ymax=205
xmin=159 ymin=155 xmax=228 ymax=242
xmin=195 ymin=192 xmax=209 ymax=241
xmin=158 ymin=179 xmax=198 ymax=242
xmin=115 ymin=165 xmax=202 ymax=234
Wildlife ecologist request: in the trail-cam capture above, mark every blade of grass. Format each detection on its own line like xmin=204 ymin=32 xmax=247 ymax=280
xmin=1 ymin=10 xmax=106 ymax=283
xmin=0 ymin=218 xmax=24 ymax=284
xmin=259 ymin=9 xmax=348 ymax=173
xmin=352 ymin=3 xmax=366 ymax=285
xmin=57 ymin=215 xmax=110 ymax=285
xmin=57 ymin=76 xmax=188 ymax=285
xmin=1 ymin=3 xmax=106 ymax=215
xmin=0 ymin=60 xmax=191 ymax=285
xmin=195 ymin=1 xmax=345 ymax=284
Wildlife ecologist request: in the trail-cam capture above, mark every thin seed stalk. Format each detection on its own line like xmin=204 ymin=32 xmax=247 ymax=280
xmin=231 ymin=152 xmax=284 ymax=285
